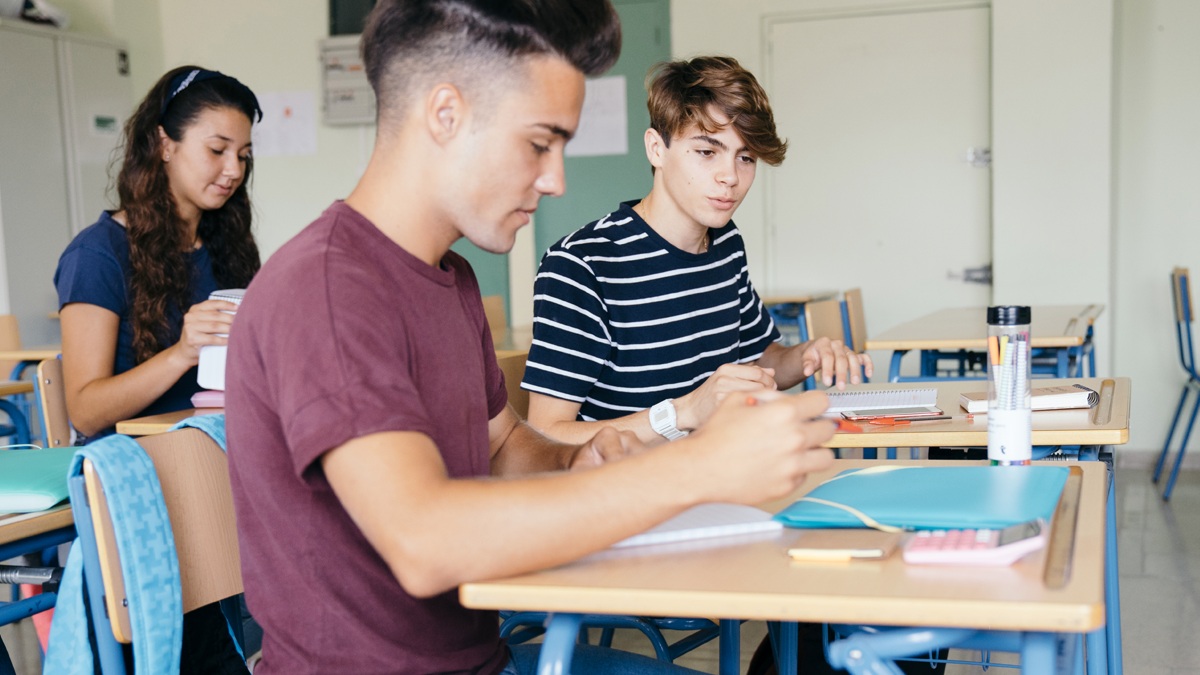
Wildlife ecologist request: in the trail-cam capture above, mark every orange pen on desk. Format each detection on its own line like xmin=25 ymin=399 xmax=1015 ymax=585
xmin=868 ymin=414 xmax=973 ymax=426
xmin=743 ymin=396 xmax=864 ymax=433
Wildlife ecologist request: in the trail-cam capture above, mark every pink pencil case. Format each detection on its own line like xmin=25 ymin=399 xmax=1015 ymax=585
xmin=191 ymin=390 xmax=225 ymax=408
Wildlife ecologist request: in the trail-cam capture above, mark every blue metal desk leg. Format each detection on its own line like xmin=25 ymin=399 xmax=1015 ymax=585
xmin=767 ymin=622 xmax=799 ymax=675
xmin=1057 ymin=349 xmax=1069 ymax=379
xmin=537 ymin=613 xmax=584 ymax=675
xmin=1086 ymin=627 xmax=1108 ymax=675
xmin=719 ymin=620 xmax=740 ymax=675
xmin=1021 ymin=632 xmax=1056 ymax=674
xmin=1106 ymin=474 xmax=1124 ymax=675
xmin=888 ymin=351 xmax=907 ymax=383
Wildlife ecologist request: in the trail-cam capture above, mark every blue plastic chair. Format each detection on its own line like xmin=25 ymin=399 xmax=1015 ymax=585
xmin=1153 ymin=268 xmax=1200 ymax=500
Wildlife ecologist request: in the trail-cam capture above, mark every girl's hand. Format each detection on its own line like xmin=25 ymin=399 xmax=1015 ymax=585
xmin=171 ymin=299 xmax=239 ymax=367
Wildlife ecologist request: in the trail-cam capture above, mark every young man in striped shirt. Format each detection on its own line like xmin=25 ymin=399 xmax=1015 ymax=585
xmin=523 ymin=56 xmax=873 ymax=444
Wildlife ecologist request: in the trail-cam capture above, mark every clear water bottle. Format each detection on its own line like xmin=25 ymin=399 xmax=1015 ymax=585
xmin=987 ymin=306 xmax=1032 ymax=465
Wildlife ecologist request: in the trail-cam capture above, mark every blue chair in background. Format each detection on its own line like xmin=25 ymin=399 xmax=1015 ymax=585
xmin=1153 ymin=267 xmax=1200 ymax=500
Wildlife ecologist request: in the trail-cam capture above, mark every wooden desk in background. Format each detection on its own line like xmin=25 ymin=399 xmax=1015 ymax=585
xmin=461 ymin=460 xmax=1110 ymax=675
xmin=117 ymin=327 xmax=538 ymax=435
xmin=825 ymin=377 xmax=1129 ymax=450
xmin=865 ymin=305 xmax=1104 ymax=382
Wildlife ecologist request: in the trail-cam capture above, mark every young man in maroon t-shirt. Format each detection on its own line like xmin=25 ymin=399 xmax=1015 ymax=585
xmin=225 ymin=1 xmax=836 ymax=673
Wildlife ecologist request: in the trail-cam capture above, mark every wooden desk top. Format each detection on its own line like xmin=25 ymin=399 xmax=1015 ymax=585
xmin=760 ymin=291 xmax=838 ymax=306
xmin=116 ymin=408 xmax=222 ymax=436
xmin=0 ymin=380 xmax=34 ymax=397
xmin=493 ymin=324 xmax=533 ymax=359
xmin=823 ymin=378 xmax=1129 ymax=448
xmin=460 ymin=459 xmax=1107 ymax=632
xmin=0 ymin=504 xmax=73 ymax=547
xmin=0 ymin=346 xmax=61 ymax=362
xmin=865 ymin=305 xmax=1105 ymax=351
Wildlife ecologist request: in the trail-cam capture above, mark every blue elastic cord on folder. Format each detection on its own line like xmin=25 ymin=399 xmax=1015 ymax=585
xmin=774 ymin=465 xmax=1069 ymax=531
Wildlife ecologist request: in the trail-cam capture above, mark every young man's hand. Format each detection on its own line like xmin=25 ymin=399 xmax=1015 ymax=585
xmin=686 ymin=389 xmax=835 ymax=505
xmin=569 ymin=427 xmax=645 ymax=470
xmin=800 ymin=337 xmax=873 ymax=390
xmin=676 ymin=363 xmax=777 ymax=430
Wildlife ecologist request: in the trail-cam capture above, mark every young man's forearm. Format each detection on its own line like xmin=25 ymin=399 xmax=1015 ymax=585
xmin=532 ymin=410 xmax=664 ymax=446
xmin=325 ymin=431 xmax=702 ymax=597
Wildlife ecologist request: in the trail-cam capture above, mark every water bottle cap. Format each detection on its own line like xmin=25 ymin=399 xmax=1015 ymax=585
xmin=987 ymin=305 xmax=1031 ymax=325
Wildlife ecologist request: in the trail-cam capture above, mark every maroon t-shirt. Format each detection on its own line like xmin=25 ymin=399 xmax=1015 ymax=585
xmin=226 ymin=201 xmax=509 ymax=675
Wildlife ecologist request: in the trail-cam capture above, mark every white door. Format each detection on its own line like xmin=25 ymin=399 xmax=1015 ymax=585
xmin=60 ymin=38 xmax=133 ymax=235
xmin=765 ymin=6 xmax=992 ymax=373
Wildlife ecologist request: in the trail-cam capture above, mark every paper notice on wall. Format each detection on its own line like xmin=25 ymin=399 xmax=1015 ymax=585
xmin=252 ymin=91 xmax=318 ymax=157
xmin=565 ymin=75 xmax=628 ymax=157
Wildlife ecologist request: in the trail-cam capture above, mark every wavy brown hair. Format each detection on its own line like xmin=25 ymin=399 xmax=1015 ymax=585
xmin=115 ymin=66 xmax=261 ymax=363
xmin=646 ymin=56 xmax=787 ymax=169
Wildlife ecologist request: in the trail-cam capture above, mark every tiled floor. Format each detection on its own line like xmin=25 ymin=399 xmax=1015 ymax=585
xmin=2 ymin=468 xmax=1197 ymax=674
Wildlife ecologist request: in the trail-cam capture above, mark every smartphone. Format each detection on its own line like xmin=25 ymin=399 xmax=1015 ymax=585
xmin=841 ymin=406 xmax=943 ymax=420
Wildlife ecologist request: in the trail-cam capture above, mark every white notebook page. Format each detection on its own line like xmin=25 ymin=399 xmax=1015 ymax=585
xmin=612 ymin=503 xmax=782 ymax=549
xmin=824 ymin=388 xmax=938 ymax=413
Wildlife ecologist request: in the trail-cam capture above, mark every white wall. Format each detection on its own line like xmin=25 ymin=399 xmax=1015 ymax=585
xmin=157 ymin=0 xmax=373 ymax=258
xmin=1113 ymin=0 xmax=1200 ymax=457
xmin=991 ymin=0 xmax=1114 ymax=380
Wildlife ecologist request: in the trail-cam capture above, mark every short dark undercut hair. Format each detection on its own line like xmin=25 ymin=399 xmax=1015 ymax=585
xmin=361 ymin=0 xmax=622 ymax=129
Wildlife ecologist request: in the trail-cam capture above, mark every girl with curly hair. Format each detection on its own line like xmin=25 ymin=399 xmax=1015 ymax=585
xmin=55 ymin=66 xmax=261 ymax=442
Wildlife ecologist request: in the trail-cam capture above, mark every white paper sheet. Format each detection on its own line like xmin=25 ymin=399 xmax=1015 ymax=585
xmin=252 ymin=91 xmax=318 ymax=157
xmin=611 ymin=503 xmax=781 ymax=548
xmin=565 ymin=75 xmax=628 ymax=157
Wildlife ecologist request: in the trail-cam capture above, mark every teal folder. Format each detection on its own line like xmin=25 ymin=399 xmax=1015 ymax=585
xmin=0 ymin=446 xmax=76 ymax=514
xmin=774 ymin=465 xmax=1069 ymax=531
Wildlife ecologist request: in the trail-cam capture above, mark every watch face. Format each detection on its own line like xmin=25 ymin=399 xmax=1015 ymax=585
xmin=653 ymin=409 xmax=668 ymax=422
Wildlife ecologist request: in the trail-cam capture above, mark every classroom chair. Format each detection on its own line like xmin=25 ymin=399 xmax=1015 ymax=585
xmin=1153 ymin=267 xmax=1200 ymax=500
xmin=498 ymin=353 xmax=529 ymax=419
xmin=0 ymin=315 xmax=37 ymax=445
xmin=34 ymin=358 xmax=71 ymax=448
xmin=482 ymin=295 xmax=507 ymax=332
xmin=807 ymin=294 xmax=904 ymax=461
xmin=66 ymin=428 xmax=245 ymax=673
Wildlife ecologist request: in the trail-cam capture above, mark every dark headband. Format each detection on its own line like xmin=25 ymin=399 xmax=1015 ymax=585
xmin=159 ymin=69 xmax=263 ymax=124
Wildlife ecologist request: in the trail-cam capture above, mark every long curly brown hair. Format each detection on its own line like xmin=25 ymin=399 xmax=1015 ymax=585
xmin=115 ymin=66 xmax=261 ymax=364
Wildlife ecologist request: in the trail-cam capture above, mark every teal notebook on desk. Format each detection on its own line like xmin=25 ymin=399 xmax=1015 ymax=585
xmin=774 ymin=466 xmax=1069 ymax=531
xmin=0 ymin=446 xmax=76 ymax=514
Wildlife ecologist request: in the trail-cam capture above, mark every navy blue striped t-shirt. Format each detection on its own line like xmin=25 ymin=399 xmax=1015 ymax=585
xmin=521 ymin=201 xmax=781 ymax=421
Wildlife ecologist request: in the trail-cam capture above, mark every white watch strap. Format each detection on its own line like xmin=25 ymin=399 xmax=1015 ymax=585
xmin=650 ymin=399 xmax=688 ymax=441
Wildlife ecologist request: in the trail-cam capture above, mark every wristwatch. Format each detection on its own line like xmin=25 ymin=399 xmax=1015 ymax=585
xmin=649 ymin=399 xmax=688 ymax=441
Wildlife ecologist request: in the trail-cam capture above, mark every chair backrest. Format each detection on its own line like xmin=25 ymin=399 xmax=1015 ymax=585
xmin=498 ymin=352 xmax=529 ymax=419
xmin=83 ymin=428 xmax=243 ymax=643
xmin=0 ymin=315 xmax=21 ymax=379
xmin=1172 ymin=267 xmax=1192 ymax=324
xmin=843 ymin=288 xmax=867 ymax=353
xmin=804 ymin=298 xmax=846 ymax=344
xmin=36 ymin=358 xmax=71 ymax=447
xmin=482 ymin=295 xmax=507 ymax=332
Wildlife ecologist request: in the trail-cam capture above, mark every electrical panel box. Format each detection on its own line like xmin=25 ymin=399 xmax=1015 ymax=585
xmin=319 ymin=35 xmax=375 ymax=125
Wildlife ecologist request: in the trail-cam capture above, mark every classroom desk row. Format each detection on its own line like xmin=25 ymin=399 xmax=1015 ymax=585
xmin=867 ymin=305 xmax=1104 ymax=382
xmin=462 ymin=460 xmax=1111 ymax=675
xmin=11 ymin=370 xmax=1130 ymax=675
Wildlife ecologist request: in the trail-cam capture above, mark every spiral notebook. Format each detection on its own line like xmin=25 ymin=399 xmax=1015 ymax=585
xmin=825 ymin=388 xmax=938 ymax=413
